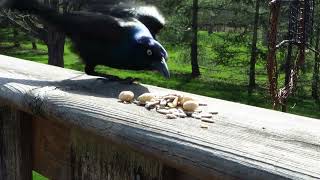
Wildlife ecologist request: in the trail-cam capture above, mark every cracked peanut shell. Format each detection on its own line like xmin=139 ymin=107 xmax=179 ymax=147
xmin=137 ymin=93 xmax=156 ymax=104
xmin=183 ymin=100 xmax=199 ymax=112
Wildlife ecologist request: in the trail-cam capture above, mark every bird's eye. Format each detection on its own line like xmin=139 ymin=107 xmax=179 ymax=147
xmin=147 ymin=49 xmax=153 ymax=56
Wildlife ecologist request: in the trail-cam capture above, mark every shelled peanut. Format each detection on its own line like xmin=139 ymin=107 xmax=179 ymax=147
xmin=118 ymin=91 xmax=218 ymax=126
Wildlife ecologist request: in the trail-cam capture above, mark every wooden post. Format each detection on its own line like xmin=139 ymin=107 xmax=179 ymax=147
xmin=0 ymin=105 xmax=32 ymax=180
xmin=31 ymin=117 xmax=188 ymax=180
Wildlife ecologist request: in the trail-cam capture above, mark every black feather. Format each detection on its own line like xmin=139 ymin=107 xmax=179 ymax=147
xmin=86 ymin=3 xmax=165 ymax=38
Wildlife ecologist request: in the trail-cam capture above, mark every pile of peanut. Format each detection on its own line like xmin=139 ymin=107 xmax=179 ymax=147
xmin=118 ymin=91 xmax=218 ymax=128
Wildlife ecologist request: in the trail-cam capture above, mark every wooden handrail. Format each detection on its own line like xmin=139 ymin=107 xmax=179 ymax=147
xmin=0 ymin=55 xmax=319 ymax=180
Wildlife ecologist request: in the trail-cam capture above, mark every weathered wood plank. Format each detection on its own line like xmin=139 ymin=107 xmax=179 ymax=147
xmin=32 ymin=116 xmax=193 ymax=180
xmin=71 ymin=127 xmax=164 ymax=180
xmin=0 ymin=105 xmax=33 ymax=180
xmin=0 ymin=55 xmax=319 ymax=179
xmin=32 ymin=117 xmax=71 ymax=179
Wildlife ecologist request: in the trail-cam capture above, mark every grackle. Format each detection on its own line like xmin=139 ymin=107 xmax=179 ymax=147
xmin=7 ymin=0 xmax=170 ymax=80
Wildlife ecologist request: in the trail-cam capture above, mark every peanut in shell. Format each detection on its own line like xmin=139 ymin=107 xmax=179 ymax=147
xmin=119 ymin=91 xmax=134 ymax=102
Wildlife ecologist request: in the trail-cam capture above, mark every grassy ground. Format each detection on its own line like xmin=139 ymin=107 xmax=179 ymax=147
xmin=32 ymin=171 xmax=48 ymax=180
xmin=1 ymin=31 xmax=319 ymax=120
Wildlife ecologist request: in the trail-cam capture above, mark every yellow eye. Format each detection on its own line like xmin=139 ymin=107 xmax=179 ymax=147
xmin=147 ymin=49 xmax=153 ymax=56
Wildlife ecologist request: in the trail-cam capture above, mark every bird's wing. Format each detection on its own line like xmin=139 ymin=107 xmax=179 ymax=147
xmin=9 ymin=0 xmax=128 ymax=41
xmin=134 ymin=6 xmax=165 ymax=37
xmin=86 ymin=4 xmax=165 ymax=37
xmin=57 ymin=11 xmax=126 ymax=41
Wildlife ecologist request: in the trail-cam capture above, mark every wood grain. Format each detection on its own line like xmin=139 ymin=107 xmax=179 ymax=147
xmin=32 ymin=117 xmax=187 ymax=180
xmin=32 ymin=117 xmax=71 ymax=180
xmin=0 ymin=105 xmax=33 ymax=180
xmin=0 ymin=55 xmax=319 ymax=179
xmin=70 ymin=127 xmax=164 ymax=180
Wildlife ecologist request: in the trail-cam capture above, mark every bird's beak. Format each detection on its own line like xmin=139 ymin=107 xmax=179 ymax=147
xmin=152 ymin=58 xmax=170 ymax=78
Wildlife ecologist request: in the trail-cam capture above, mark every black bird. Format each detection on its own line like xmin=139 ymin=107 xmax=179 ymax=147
xmin=8 ymin=0 xmax=170 ymax=80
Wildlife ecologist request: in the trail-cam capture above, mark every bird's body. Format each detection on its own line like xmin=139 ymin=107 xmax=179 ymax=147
xmin=71 ymin=19 xmax=139 ymax=70
xmin=7 ymin=0 xmax=170 ymax=79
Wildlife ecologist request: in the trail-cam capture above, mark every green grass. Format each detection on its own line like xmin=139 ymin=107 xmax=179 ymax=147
xmin=1 ymin=32 xmax=319 ymax=119
xmin=32 ymin=171 xmax=48 ymax=180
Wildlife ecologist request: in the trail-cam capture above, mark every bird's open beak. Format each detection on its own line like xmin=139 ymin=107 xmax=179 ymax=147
xmin=152 ymin=58 xmax=170 ymax=78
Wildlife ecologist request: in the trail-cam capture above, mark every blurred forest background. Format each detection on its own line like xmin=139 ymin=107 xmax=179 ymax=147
xmin=0 ymin=0 xmax=319 ymax=119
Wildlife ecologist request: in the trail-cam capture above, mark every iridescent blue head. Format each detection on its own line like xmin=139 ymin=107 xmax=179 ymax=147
xmin=131 ymin=22 xmax=170 ymax=78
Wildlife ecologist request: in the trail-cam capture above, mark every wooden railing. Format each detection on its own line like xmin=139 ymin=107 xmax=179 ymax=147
xmin=0 ymin=55 xmax=319 ymax=180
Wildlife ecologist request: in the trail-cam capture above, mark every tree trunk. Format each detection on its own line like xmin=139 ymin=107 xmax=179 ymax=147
xmin=248 ymin=0 xmax=260 ymax=95
xmin=281 ymin=43 xmax=293 ymax=112
xmin=191 ymin=0 xmax=200 ymax=77
xmin=282 ymin=1 xmax=296 ymax=112
xmin=13 ymin=28 xmax=20 ymax=48
xmin=267 ymin=0 xmax=281 ymax=109
xmin=312 ymin=26 xmax=320 ymax=101
xmin=44 ymin=0 xmax=66 ymax=67
xmin=31 ymin=39 xmax=37 ymax=50
xmin=280 ymin=0 xmax=306 ymax=111
xmin=208 ymin=25 xmax=213 ymax=34
xmin=47 ymin=27 xmax=65 ymax=67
